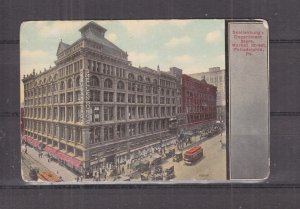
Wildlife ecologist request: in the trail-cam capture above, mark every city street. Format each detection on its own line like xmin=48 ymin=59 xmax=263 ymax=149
xmin=161 ymin=131 xmax=226 ymax=181
xmin=21 ymin=146 xmax=77 ymax=182
xmin=21 ymin=130 xmax=226 ymax=182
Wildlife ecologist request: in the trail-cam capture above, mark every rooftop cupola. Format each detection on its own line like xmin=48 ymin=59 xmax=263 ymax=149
xmin=79 ymin=21 xmax=107 ymax=39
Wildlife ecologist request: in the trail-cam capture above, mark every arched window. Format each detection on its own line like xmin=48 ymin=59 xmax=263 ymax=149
xmin=138 ymin=75 xmax=143 ymax=82
xmin=166 ymin=89 xmax=170 ymax=96
xmin=90 ymin=76 xmax=99 ymax=86
xmin=117 ymin=81 xmax=125 ymax=89
xmin=104 ymin=78 xmax=113 ymax=88
xmin=67 ymin=78 xmax=73 ymax=88
xmin=48 ymin=76 xmax=52 ymax=83
xmin=60 ymin=81 xmax=65 ymax=90
xmin=153 ymin=79 xmax=158 ymax=85
xmin=128 ymin=73 xmax=135 ymax=80
xmin=146 ymin=77 xmax=151 ymax=83
xmin=75 ymin=76 xmax=80 ymax=87
xmin=54 ymin=74 xmax=58 ymax=81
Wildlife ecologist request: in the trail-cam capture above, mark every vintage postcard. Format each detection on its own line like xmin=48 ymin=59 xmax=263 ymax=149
xmin=20 ymin=20 xmax=268 ymax=183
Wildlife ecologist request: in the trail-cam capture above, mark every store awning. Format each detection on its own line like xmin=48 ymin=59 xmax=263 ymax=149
xmin=44 ymin=145 xmax=58 ymax=156
xmin=55 ymin=151 xmax=82 ymax=168
xmin=26 ymin=136 xmax=33 ymax=143
xmin=30 ymin=138 xmax=41 ymax=148
xmin=21 ymin=135 xmax=27 ymax=142
xmin=69 ymin=158 xmax=82 ymax=168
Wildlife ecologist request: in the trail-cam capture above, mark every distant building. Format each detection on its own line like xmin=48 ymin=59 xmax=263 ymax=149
xmin=181 ymin=74 xmax=217 ymax=131
xmin=189 ymin=67 xmax=225 ymax=122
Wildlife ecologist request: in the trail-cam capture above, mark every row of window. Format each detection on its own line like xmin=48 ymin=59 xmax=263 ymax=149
xmin=87 ymin=60 xmax=126 ymax=79
xmin=24 ymin=60 xmax=83 ymax=91
xmin=24 ymin=106 xmax=81 ymax=122
xmin=89 ymin=119 xmax=169 ymax=143
xmin=24 ymin=105 xmax=178 ymax=122
xmin=24 ymin=120 xmax=82 ymax=143
xmin=185 ymin=106 xmax=216 ymax=114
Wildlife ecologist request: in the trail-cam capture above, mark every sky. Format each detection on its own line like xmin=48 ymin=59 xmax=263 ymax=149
xmin=20 ymin=20 xmax=225 ymax=103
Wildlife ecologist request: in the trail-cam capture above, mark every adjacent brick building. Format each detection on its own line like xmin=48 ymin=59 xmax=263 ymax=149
xmin=181 ymin=74 xmax=217 ymax=130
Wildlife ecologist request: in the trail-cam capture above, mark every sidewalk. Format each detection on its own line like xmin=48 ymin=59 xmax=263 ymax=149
xmin=25 ymin=146 xmax=77 ymax=182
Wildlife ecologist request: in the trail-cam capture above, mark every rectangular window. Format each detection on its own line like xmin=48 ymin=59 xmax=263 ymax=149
xmin=138 ymin=107 xmax=144 ymax=118
xmin=66 ymin=107 xmax=73 ymax=122
xmin=146 ymin=96 xmax=151 ymax=104
xmin=154 ymin=107 xmax=159 ymax=117
xmin=42 ymin=108 xmax=46 ymax=119
xmin=59 ymin=125 xmax=65 ymax=139
xmin=67 ymin=92 xmax=73 ymax=103
xmin=117 ymin=93 xmax=125 ymax=103
xmin=94 ymin=127 xmax=101 ymax=143
xmin=92 ymin=106 xmax=100 ymax=122
xmin=137 ymin=95 xmax=144 ymax=103
xmin=75 ymin=106 xmax=81 ymax=122
xmin=75 ymin=127 xmax=81 ymax=143
xmin=75 ymin=91 xmax=81 ymax=102
xmin=161 ymin=107 xmax=165 ymax=117
xmin=128 ymin=94 xmax=135 ymax=103
xmin=104 ymin=126 xmax=114 ymax=141
xmin=166 ymin=98 xmax=170 ymax=104
xmin=104 ymin=106 xmax=114 ymax=121
xmin=129 ymin=123 xmax=136 ymax=136
xmin=59 ymin=107 xmax=65 ymax=121
xmin=137 ymin=84 xmax=143 ymax=92
xmin=60 ymin=93 xmax=65 ymax=103
xmin=128 ymin=107 xmax=136 ymax=119
xmin=117 ymin=124 xmax=126 ymax=138
xmin=146 ymin=85 xmax=151 ymax=93
xmin=128 ymin=82 xmax=135 ymax=91
xmin=153 ymin=96 xmax=158 ymax=104
xmin=53 ymin=107 xmax=58 ymax=120
xmin=104 ymin=92 xmax=114 ymax=102
xmin=146 ymin=107 xmax=152 ymax=118
xmin=117 ymin=106 xmax=125 ymax=120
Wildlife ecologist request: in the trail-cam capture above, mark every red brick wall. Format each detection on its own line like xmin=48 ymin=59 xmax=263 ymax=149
xmin=181 ymin=74 xmax=217 ymax=126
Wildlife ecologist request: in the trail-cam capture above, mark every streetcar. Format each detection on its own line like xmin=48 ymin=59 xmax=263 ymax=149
xmin=183 ymin=146 xmax=203 ymax=165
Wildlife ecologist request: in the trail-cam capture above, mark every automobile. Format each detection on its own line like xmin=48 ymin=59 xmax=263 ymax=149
xmin=173 ymin=151 xmax=183 ymax=162
xmin=29 ymin=165 xmax=39 ymax=181
xmin=164 ymin=166 xmax=175 ymax=180
xmin=150 ymin=155 xmax=162 ymax=166
xmin=137 ymin=161 xmax=150 ymax=173
xmin=38 ymin=171 xmax=63 ymax=182
xmin=165 ymin=148 xmax=175 ymax=159
xmin=149 ymin=165 xmax=163 ymax=181
xmin=140 ymin=171 xmax=150 ymax=181
xmin=117 ymin=175 xmax=131 ymax=181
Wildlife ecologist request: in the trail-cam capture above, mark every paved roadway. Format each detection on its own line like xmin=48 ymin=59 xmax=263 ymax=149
xmin=21 ymin=131 xmax=226 ymax=183
xmin=21 ymin=146 xmax=77 ymax=182
xmin=161 ymin=131 xmax=227 ymax=181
